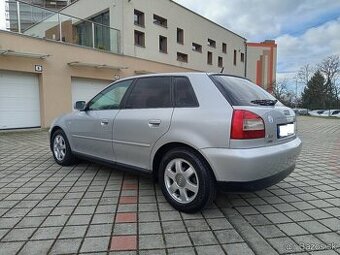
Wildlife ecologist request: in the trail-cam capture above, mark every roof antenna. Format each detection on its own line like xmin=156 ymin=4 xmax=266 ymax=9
xmin=220 ymin=67 xmax=224 ymax=73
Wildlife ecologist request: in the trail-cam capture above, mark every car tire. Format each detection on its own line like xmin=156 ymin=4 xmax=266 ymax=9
xmin=51 ymin=129 xmax=76 ymax=166
xmin=159 ymin=147 xmax=216 ymax=213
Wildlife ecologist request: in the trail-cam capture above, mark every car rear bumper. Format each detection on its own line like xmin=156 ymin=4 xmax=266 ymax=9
xmin=216 ymin=164 xmax=295 ymax=191
xmin=201 ymin=137 xmax=302 ymax=189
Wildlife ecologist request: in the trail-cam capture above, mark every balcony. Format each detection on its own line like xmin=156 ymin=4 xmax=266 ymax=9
xmin=4 ymin=0 xmax=120 ymax=54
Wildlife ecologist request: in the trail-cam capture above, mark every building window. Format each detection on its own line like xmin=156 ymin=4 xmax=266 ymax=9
xmin=218 ymin=56 xmax=223 ymax=67
xmin=241 ymin=52 xmax=245 ymax=62
xmin=153 ymin=14 xmax=167 ymax=27
xmin=159 ymin=35 xmax=167 ymax=53
xmin=222 ymin=43 xmax=227 ymax=53
xmin=134 ymin=9 xmax=145 ymax=27
xmin=76 ymin=11 xmax=110 ymax=50
xmin=208 ymin=38 xmax=216 ymax=48
xmin=207 ymin=51 xmax=213 ymax=65
xmin=233 ymin=50 xmax=237 ymax=65
xmin=192 ymin=42 xmax=202 ymax=53
xmin=134 ymin=30 xmax=145 ymax=47
xmin=177 ymin=52 xmax=188 ymax=63
xmin=177 ymin=28 xmax=184 ymax=44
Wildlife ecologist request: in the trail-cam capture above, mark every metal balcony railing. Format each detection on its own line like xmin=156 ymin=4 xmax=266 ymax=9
xmin=4 ymin=0 xmax=120 ymax=54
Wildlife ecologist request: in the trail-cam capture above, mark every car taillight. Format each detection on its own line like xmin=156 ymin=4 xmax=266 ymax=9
xmin=231 ymin=110 xmax=265 ymax=139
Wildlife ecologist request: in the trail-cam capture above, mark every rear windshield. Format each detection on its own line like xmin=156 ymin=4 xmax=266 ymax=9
xmin=210 ymin=75 xmax=280 ymax=106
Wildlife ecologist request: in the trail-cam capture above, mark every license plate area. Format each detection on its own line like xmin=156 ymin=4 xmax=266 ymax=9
xmin=277 ymin=123 xmax=295 ymax=138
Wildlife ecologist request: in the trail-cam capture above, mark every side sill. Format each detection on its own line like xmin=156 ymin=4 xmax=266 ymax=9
xmin=73 ymin=152 xmax=153 ymax=177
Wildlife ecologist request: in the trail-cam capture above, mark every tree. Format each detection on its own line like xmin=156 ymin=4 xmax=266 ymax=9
xmin=318 ymin=55 xmax=340 ymax=83
xmin=272 ymin=79 xmax=295 ymax=107
xmin=318 ymin=55 xmax=340 ymax=108
xmin=297 ymin=64 xmax=314 ymax=89
xmin=301 ymin=70 xmax=326 ymax=109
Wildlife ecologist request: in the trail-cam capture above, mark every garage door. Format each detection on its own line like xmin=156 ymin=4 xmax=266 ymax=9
xmin=0 ymin=71 xmax=41 ymax=130
xmin=71 ymin=78 xmax=111 ymax=107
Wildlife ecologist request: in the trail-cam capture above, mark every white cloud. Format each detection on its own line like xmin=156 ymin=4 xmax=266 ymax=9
xmin=276 ymin=18 xmax=340 ymax=73
xmin=174 ymin=0 xmax=340 ymax=40
xmin=174 ymin=0 xmax=340 ymax=75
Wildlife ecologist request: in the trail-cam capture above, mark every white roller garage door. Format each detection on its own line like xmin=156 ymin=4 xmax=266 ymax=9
xmin=71 ymin=78 xmax=111 ymax=108
xmin=0 ymin=71 xmax=41 ymax=130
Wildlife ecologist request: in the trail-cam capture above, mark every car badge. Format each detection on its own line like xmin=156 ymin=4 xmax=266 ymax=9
xmin=268 ymin=115 xmax=274 ymax=123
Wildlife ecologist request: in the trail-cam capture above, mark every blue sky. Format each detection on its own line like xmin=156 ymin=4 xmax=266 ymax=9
xmin=174 ymin=0 xmax=340 ymax=81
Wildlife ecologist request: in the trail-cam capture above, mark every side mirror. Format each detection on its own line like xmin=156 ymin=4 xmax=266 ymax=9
xmin=74 ymin=101 xmax=86 ymax=111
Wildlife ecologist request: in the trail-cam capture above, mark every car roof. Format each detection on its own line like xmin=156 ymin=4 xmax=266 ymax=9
xmin=116 ymin=72 xmax=249 ymax=82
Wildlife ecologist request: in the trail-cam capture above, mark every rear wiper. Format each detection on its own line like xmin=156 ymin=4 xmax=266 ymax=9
xmin=251 ymin=99 xmax=278 ymax=106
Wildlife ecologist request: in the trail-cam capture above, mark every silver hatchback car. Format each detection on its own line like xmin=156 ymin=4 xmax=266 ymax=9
xmin=50 ymin=73 xmax=302 ymax=212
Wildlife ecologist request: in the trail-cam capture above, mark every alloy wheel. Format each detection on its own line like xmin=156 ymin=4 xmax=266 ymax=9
xmin=164 ymin=158 xmax=199 ymax=204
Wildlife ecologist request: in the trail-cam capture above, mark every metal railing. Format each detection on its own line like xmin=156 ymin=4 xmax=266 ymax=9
xmin=4 ymin=0 xmax=120 ymax=54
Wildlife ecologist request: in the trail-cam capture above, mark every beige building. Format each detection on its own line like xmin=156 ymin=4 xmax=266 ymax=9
xmin=246 ymin=40 xmax=277 ymax=92
xmin=0 ymin=0 xmax=276 ymax=130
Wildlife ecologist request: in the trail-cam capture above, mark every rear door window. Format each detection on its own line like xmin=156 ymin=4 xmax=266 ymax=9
xmin=125 ymin=77 xmax=172 ymax=108
xmin=210 ymin=75 xmax=280 ymax=106
xmin=174 ymin=77 xmax=198 ymax=107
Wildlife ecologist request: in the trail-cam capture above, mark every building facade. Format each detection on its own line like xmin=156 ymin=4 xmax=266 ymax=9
xmin=0 ymin=0 xmax=277 ymax=130
xmin=7 ymin=0 xmax=72 ymax=32
xmin=25 ymin=0 xmax=248 ymax=75
xmin=246 ymin=40 xmax=277 ymax=92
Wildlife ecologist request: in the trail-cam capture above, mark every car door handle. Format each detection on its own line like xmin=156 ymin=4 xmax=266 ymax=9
xmin=148 ymin=119 xmax=161 ymax=127
xmin=101 ymin=119 xmax=109 ymax=126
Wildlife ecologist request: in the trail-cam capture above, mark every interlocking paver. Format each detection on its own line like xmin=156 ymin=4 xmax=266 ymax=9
xmin=268 ymin=237 xmax=303 ymax=253
xmin=49 ymin=238 xmax=83 ymax=254
xmin=255 ymin=225 xmax=286 ymax=238
xmin=18 ymin=240 xmax=54 ymax=255
xmin=139 ymin=249 xmax=166 ymax=255
xmin=245 ymin=214 xmax=271 ymax=226
xmin=41 ymin=215 xmax=69 ymax=227
xmin=0 ymin=117 xmax=339 ymax=255
xmin=206 ymin=218 xmax=233 ymax=230
xmin=185 ymin=219 xmax=210 ymax=232
xmin=116 ymin=212 xmax=137 ymax=223
xmin=164 ymin=232 xmax=192 ymax=248
xmin=86 ymin=224 xmax=112 ymax=237
xmin=0 ymin=241 xmax=24 ymax=254
xmin=265 ymin=212 xmax=293 ymax=224
xmin=2 ymin=228 xmax=36 ymax=241
xmin=59 ymin=225 xmax=88 ymax=238
xmin=223 ymin=242 xmax=255 ymax=255
xmin=113 ymin=223 xmax=137 ymax=235
xmin=66 ymin=214 xmax=92 ymax=225
xmin=80 ymin=236 xmax=111 ymax=253
xmin=214 ymin=229 xmax=244 ymax=244
xmin=277 ymin=222 xmax=309 ymax=236
xmin=30 ymin=226 xmax=62 ymax=240
xmin=168 ymin=247 xmax=196 ymax=255
xmin=189 ymin=231 xmax=218 ymax=245
xmin=139 ymin=234 xmax=165 ymax=249
xmin=284 ymin=211 xmax=313 ymax=222
xmin=139 ymin=222 xmax=162 ymax=234
xmin=162 ymin=220 xmax=187 ymax=233
xmin=298 ymin=220 xmax=331 ymax=234
xmin=196 ymin=244 xmax=225 ymax=255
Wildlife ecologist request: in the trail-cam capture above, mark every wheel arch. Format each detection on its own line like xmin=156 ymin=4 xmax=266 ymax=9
xmin=152 ymin=142 xmax=216 ymax=182
xmin=49 ymin=126 xmax=70 ymax=151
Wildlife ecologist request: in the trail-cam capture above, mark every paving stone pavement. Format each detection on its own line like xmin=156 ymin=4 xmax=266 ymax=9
xmin=0 ymin=116 xmax=339 ymax=255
